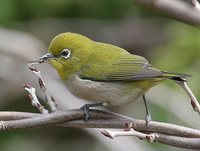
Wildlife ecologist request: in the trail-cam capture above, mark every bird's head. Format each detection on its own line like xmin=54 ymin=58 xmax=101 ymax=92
xmin=40 ymin=32 xmax=93 ymax=80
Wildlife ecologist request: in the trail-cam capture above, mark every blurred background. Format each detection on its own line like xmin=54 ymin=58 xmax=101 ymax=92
xmin=0 ymin=0 xmax=199 ymax=151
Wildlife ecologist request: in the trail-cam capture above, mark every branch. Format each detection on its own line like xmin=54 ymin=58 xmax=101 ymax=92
xmin=0 ymin=110 xmax=200 ymax=149
xmin=192 ymin=0 xmax=200 ymax=11
xmin=136 ymin=0 xmax=200 ymax=26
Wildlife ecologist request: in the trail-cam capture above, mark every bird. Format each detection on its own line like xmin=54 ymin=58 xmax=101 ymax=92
xmin=37 ymin=32 xmax=190 ymax=125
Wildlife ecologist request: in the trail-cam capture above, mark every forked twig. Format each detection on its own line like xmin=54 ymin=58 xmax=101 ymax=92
xmin=27 ymin=66 xmax=59 ymax=112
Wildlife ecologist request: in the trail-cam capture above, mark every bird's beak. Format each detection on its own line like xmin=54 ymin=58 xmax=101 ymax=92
xmin=28 ymin=53 xmax=55 ymax=65
xmin=40 ymin=53 xmax=54 ymax=61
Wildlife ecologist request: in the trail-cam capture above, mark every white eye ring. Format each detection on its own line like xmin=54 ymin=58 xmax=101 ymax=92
xmin=61 ymin=49 xmax=71 ymax=59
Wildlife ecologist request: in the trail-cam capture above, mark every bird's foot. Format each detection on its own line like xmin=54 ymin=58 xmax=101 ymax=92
xmin=80 ymin=103 xmax=103 ymax=121
xmin=145 ymin=113 xmax=152 ymax=127
xmin=80 ymin=104 xmax=90 ymax=121
xmin=142 ymin=94 xmax=152 ymax=127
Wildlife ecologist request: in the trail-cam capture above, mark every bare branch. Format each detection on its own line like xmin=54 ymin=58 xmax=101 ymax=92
xmin=101 ymin=129 xmax=200 ymax=149
xmin=136 ymin=0 xmax=200 ymax=26
xmin=0 ymin=110 xmax=199 ymax=149
xmin=192 ymin=0 xmax=200 ymax=11
xmin=157 ymin=133 xmax=200 ymax=149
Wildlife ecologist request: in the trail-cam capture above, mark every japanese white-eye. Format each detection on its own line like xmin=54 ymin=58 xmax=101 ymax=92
xmin=38 ymin=32 xmax=190 ymax=122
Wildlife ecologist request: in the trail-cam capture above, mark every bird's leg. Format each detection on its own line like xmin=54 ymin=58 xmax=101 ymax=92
xmin=80 ymin=103 xmax=103 ymax=121
xmin=143 ymin=94 xmax=152 ymax=126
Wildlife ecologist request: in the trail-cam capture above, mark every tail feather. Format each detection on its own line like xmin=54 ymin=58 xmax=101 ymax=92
xmin=162 ymin=71 xmax=192 ymax=82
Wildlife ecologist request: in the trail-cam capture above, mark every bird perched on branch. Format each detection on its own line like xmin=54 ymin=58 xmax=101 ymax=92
xmin=35 ymin=32 xmax=192 ymax=125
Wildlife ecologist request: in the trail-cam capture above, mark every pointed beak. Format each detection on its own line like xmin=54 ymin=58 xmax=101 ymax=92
xmin=40 ymin=53 xmax=54 ymax=61
xmin=28 ymin=53 xmax=55 ymax=65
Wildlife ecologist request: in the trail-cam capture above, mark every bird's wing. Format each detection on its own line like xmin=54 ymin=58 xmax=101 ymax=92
xmin=79 ymin=52 xmax=163 ymax=82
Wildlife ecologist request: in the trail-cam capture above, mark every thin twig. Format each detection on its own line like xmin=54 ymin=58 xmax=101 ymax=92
xmin=176 ymin=81 xmax=200 ymax=115
xmin=23 ymin=85 xmax=49 ymax=114
xmin=101 ymin=128 xmax=158 ymax=142
xmin=28 ymin=67 xmax=59 ymax=112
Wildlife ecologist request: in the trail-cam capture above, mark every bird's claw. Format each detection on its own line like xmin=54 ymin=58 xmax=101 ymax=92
xmin=145 ymin=113 xmax=152 ymax=127
xmin=80 ymin=103 xmax=103 ymax=121
xmin=80 ymin=104 xmax=90 ymax=121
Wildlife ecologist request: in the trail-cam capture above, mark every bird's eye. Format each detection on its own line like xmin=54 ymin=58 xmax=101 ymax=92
xmin=61 ymin=49 xmax=71 ymax=59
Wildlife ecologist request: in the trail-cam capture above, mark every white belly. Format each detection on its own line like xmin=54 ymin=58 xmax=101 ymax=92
xmin=65 ymin=75 xmax=145 ymax=106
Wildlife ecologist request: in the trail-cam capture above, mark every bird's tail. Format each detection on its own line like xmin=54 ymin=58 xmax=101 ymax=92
xmin=162 ymin=71 xmax=192 ymax=82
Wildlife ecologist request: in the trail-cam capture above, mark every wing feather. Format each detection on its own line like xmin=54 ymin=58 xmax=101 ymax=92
xmin=79 ymin=53 xmax=163 ymax=82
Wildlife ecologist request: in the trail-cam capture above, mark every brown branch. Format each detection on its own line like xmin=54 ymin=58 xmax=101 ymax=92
xmin=158 ymin=134 xmax=200 ymax=149
xmin=136 ymin=0 xmax=200 ymax=26
xmin=0 ymin=109 xmax=200 ymax=149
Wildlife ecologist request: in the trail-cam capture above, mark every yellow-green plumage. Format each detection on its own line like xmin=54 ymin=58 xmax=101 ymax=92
xmin=47 ymin=32 xmax=189 ymax=106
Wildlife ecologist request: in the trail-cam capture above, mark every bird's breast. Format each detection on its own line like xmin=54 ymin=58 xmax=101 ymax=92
xmin=65 ymin=75 xmax=146 ymax=106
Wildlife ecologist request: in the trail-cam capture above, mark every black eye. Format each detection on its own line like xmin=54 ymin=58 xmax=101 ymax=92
xmin=61 ymin=49 xmax=71 ymax=59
